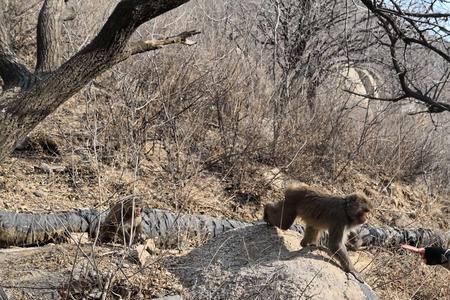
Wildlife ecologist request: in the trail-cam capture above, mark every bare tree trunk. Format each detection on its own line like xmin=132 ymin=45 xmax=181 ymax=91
xmin=35 ymin=0 xmax=65 ymax=73
xmin=0 ymin=0 xmax=198 ymax=161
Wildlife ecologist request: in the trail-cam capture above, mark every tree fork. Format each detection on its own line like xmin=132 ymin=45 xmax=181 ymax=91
xmin=0 ymin=0 xmax=196 ymax=161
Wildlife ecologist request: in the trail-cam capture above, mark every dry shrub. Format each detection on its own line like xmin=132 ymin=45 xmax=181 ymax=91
xmin=367 ymin=249 xmax=450 ymax=300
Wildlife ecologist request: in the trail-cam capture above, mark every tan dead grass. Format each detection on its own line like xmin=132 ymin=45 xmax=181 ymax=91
xmin=0 ymin=244 xmax=184 ymax=299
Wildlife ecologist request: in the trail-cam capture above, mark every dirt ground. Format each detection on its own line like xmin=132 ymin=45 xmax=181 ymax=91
xmin=0 ymin=243 xmax=183 ymax=299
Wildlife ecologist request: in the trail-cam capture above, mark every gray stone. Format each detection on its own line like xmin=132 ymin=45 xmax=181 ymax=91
xmin=165 ymin=225 xmax=379 ymax=300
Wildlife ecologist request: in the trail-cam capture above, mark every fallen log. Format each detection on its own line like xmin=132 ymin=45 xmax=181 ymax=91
xmin=0 ymin=208 xmax=446 ymax=248
xmin=0 ymin=209 xmax=92 ymax=247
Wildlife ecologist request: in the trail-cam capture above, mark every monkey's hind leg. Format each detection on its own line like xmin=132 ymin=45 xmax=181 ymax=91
xmin=300 ymin=225 xmax=320 ymax=247
xmin=264 ymin=201 xmax=297 ymax=230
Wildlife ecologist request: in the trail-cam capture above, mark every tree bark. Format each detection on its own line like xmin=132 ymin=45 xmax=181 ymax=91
xmin=35 ymin=0 xmax=65 ymax=73
xmin=0 ymin=0 xmax=195 ymax=161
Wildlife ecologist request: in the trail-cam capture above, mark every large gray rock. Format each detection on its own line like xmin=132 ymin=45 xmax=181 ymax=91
xmin=166 ymin=225 xmax=379 ymax=300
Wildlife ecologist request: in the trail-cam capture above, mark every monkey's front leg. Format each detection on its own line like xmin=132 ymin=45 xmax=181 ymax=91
xmin=346 ymin=270 xmax=364 ymax=283
xmin=329 ymin=228 xmax=365 ymax=283
xmin=332 ymin=244 xmax=364 ymax=283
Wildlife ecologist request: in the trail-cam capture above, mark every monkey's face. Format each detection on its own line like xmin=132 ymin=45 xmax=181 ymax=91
xmin=134 ymin=206 xmax=142 ymax=217
xmin=126 ymin=204 xmax=142 ymax=219
xmin=122 ymin=199 xmax=142 ymax=220
xmin=355 ymin=209 xmax=370 ymax=225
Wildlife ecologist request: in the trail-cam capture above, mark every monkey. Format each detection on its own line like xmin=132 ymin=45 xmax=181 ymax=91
xmin=263 ymin=183 xmax=372 ymax=281
xmin=97 ymin=196 xmax=144 ymax=245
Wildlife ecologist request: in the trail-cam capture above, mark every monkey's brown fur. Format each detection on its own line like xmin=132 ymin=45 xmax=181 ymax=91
xmin=98 ymin=196 xmax=144 ymax=244
xmin=264 ymin=183 xmax=372 ymax=279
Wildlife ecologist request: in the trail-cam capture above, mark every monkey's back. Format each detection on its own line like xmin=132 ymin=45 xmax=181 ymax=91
xmin=285 ymin=183 xmax=346 ymax=229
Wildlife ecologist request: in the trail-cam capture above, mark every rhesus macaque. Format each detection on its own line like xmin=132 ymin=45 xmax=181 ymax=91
xmin=264 ymin=183 xmax=372 ymax=281
xmin=98 ymin=196 xmax=144 ymax=245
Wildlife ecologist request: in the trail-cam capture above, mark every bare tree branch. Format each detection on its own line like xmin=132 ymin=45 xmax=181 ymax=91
xmin=343 ymin=89 xmax=408 ymax=102
xmin=378 ymin=7 xmax=450 ymax=19
xmin=125 ymin=30 xmax=201 ymax=57
xmin=359 ymin=0 xmax=450 ymax=114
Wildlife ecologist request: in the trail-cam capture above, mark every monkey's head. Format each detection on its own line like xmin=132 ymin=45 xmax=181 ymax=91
xmin=345 ymin=193 xmax=372 ymax=226
xmin=121 ymin=197 xmax=143 ymax=218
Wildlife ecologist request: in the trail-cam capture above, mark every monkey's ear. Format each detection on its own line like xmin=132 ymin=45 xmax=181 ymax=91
xmin=345 ymin=194 xmax=356 ymax=201
xmin=347 ymin=193 xmax=365 ymax=201
xmin=345 ymin=194 xmax=360 ymax=204
xmin=344 ymin=194 xmax=364 ymax=216
xmin=346 ymin=193 xmax=371 ymax=208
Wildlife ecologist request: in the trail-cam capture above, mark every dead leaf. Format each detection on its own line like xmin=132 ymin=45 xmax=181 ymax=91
xmin=143 ymin=239 xmax=160 ymax=254
xmin=135 ymin=245 xmax=150 ymax=266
